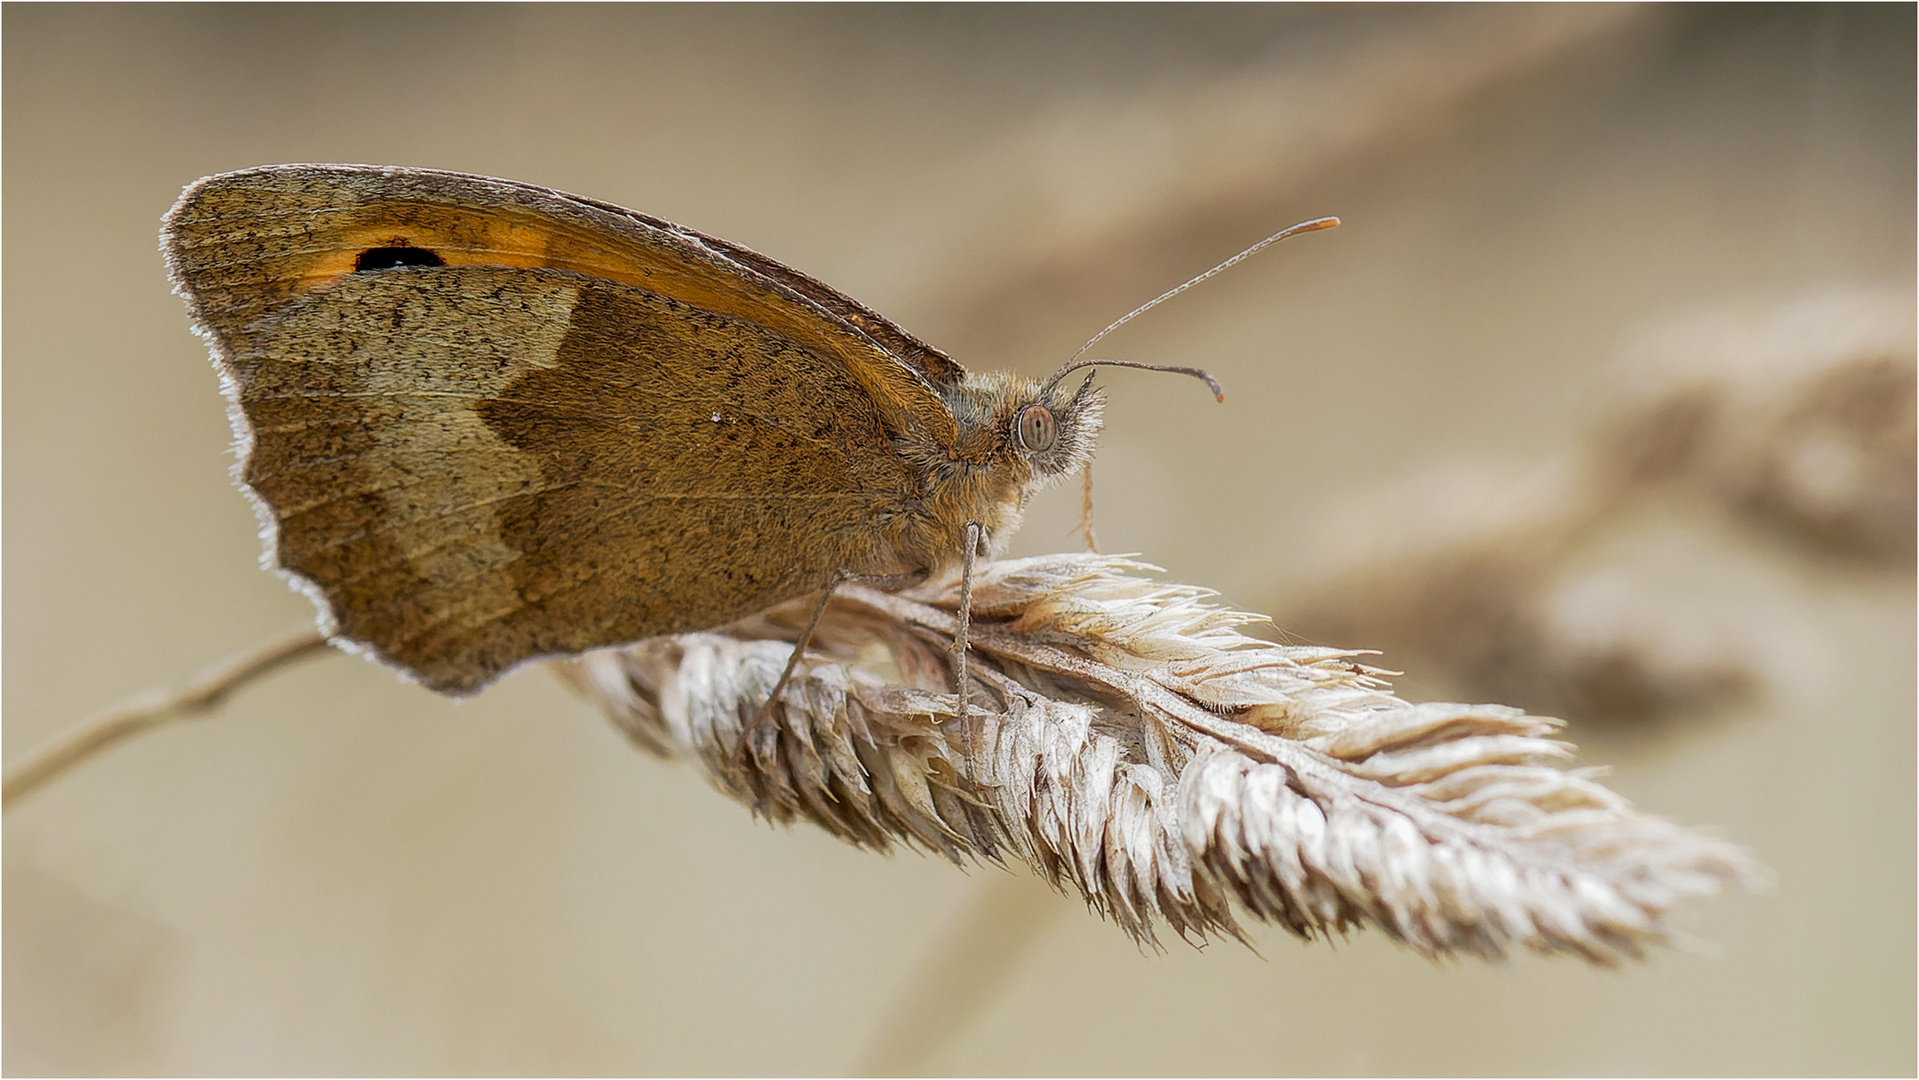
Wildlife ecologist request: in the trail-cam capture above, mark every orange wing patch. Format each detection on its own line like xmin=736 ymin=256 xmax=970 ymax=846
xmin=164 ymin=166 xmax=958 ymax=445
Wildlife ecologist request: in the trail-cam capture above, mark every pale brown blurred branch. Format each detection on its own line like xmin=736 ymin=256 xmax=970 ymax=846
xmin=1 ymin=628 xmax=332 ymax=810
xmin=925 ymin=5 xmax=1658 ymax=356
xmin=854 ymin=872 xmax=1062 ymax=1076
xmin=1279 ymin=286 xmax=1916 ymax=731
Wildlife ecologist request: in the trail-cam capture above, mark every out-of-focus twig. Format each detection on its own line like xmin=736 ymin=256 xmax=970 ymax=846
xmin=1280 ymin=286 xmax=1915 ymax=731
xmin=1 ymin=628 xmax=332 ymax=810
xmin=922 ymin=5 xmax=1658 ymax=356
xmin=1601 ymin=287 xmax=1918 ymax=567
xmin=853 ymin=872 xmax=1062 ymax=1077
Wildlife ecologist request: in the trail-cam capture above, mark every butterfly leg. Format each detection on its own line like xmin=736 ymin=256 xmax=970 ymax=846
xmin=1076 ymin=462 xmax=1100 ymax=553
xmin=737 ymin=568 xmax=929 ymax=774
xmin=953 ymin=521 xmax=985 ymax=743
xmin=745 ymin=571 xmax=848 ymax=738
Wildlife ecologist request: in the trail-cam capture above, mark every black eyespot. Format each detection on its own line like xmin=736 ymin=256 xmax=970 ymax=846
xmin=1016 ymin=404 xmax=1058 ymax=452
xmin=354 ymin=246 xmax=445 ymax=272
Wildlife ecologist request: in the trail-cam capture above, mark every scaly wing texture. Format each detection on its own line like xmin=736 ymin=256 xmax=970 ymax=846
xmin=234 ymin=266 xmax=917 ymax=692
xmin=162 ymin=164 xmax=959 ymax=445
xmin=556 ymin=554 xmax=1762 ymax=962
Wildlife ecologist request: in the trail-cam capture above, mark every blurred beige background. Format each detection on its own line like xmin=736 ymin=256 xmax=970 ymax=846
xmin=5 ymin=5 xmax=1912 ymax=1075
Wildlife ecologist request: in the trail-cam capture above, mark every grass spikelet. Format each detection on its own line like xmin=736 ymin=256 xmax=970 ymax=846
xmin=554 ymin=553 xmax=1762 ymax=963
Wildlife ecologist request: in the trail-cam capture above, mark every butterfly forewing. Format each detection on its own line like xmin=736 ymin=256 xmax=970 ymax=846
xmin=166 ymin=167 xmax=951 ymax=692
xmin=165 ymin=165 xmax=958 ymax=443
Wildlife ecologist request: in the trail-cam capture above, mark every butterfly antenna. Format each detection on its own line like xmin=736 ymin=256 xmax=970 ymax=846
xmin=1041 ymin=216 xmax=1339 ymax=400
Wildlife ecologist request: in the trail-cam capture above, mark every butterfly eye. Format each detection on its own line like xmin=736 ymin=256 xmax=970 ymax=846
xmin=1015 ymin=404 xmax=1058 ymax=452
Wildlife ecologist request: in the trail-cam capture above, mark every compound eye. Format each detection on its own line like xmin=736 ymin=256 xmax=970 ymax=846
xmin=1016 ymin=404 xmax=1058 ymax=452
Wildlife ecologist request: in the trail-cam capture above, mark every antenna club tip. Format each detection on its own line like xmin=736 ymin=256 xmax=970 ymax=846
xmin=1215 ymin=391 xmax=1226 ymax=404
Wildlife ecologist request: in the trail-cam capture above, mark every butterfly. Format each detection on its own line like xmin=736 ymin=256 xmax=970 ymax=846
xmin=163 ymin=164 xmax=1333 ymax=698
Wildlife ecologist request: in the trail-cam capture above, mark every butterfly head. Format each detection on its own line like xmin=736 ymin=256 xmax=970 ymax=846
xmin=940 ymin=369 xmax=1104 ymax=494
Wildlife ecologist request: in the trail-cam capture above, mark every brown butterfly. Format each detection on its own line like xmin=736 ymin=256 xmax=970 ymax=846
xmin=163 ymin=164 xmax=1333 ymax=697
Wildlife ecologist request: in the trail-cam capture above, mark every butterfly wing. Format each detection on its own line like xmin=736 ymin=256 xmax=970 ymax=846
xmin=165 ymin=164 xmax=961 ymax=440
xmin=164 ymin=166 xmax=956 ymax=692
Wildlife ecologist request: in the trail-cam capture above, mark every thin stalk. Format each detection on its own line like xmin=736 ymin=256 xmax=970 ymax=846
xmin=2 ymin=628 xmax=332 ymax=810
